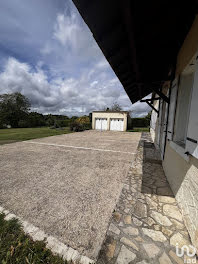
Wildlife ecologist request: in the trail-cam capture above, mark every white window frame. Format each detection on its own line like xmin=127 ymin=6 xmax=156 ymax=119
xmin=168 ymin=54 xmax=197 ymax=161
xmin=173 ymin=73 xmax=194 ymax=146
xmin=185 ymin=54 xmax=198 ymax=159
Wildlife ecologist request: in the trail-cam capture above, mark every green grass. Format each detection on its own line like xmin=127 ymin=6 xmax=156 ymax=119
xmin=127 ymin=127 xmax=150 ymax=132
xmin=0 ymin=127 xmax=72 ymax=145
xmin=0 ymin=213 xmax=68 ymax=264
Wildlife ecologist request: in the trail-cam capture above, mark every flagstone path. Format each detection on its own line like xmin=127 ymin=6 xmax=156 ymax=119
xmin=97 ymin=133 xmax=197 ymax=264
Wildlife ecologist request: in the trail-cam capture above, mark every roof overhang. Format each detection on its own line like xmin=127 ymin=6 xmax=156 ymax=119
xmin=72 ymin=0 xmax=197 ymax=103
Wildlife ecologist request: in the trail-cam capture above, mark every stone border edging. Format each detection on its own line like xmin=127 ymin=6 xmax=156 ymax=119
xmin=0 ymin=205 xmax=95 ymax=264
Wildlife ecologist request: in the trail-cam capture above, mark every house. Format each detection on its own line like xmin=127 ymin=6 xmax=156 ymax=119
xmin=92 ymin=111 xmax=128 ymax=131
xmin=150 ymin=19 xmax=198 ymax=249
xmin=72 ymin=0 xmax=198 ymax=250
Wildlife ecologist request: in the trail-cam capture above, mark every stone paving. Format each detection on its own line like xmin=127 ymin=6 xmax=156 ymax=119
xmin=97 ymin=133 xmax=197 ymax=264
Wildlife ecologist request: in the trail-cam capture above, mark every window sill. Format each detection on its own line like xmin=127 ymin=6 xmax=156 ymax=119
xmin=169 ymin=141 xmax=189 ymax=162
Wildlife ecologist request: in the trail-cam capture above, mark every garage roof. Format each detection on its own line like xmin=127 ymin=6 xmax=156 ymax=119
xmin=93 ymin=111 xmax=128 ymax=113
xmin=72 ymin=0 xmax=197 ymax=103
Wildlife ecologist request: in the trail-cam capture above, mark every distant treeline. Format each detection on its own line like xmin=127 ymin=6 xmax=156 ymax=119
xmin=16 ymin=113 xmax=80 ymax=128
xmin=0 ymin=108 xmax=88 ymax=129
xmin=0 ymin=92 xmax=151 ymax=130
xmin=0 ymin=92 xmax=91 ymax=129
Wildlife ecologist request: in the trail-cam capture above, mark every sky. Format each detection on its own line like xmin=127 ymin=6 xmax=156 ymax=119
xmin=0 ymin=0 xmax=151 ymax=117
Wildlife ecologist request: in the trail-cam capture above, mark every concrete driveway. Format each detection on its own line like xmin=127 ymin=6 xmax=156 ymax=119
xmin=0 ymin=130 xmax=141 ymax=260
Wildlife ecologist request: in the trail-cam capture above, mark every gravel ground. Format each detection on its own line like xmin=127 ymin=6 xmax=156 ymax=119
xmin=0 ymin=130 xmax=141 ymax=260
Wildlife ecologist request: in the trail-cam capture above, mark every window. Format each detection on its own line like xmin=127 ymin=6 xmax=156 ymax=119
xmin=173 ymin=72 xmax=194 ymax=147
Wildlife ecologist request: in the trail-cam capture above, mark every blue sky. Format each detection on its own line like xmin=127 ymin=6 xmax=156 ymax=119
xmin=0 ymin=0 xmax=151 ymax=117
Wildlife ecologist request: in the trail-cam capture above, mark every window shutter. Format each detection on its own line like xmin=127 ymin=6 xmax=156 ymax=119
xmin=185 ymin=60 xmax=198 ymax=159
xmin=167 ymin=78 xmax=178 ymax=140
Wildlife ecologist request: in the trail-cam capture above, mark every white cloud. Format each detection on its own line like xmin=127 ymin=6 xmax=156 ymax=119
xmin=0 ymin=57 xmax=151 ymax=117
xmin=95 ymin=59 xmax=109 ymax=69
xmin=53 ymin=13 xmax=79 ymax=47
xmin=52 ymin=10 xmax=101 ymax=60
xmin=0 ymin=1 xmax=151 ymax=118
xmin=0 ymin=57 xmax=61 ymax=108
xmin=40 ymin=43 xmax=53 ymax=55
xmin=90 ymin=81 xmax=98 ymax=87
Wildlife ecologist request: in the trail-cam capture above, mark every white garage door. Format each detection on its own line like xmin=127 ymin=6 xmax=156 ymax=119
xmin=95 ymin=118 xmax=107 ymax=130
xmin=110 ymin=118 xmax=124 ymax=131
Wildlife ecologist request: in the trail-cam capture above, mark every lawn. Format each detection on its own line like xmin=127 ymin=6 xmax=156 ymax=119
xmin=0 ymin=127 xmax=72 ymax=145
xmin=127 ymin=127 xmax=150 ymax=132
xmin=0 ymin=213 xmax=68 ymax=264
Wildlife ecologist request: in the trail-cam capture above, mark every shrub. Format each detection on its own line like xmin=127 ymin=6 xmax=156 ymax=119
xmin=76 ymin=116 xmax=89 ymax=124
xmin=70 ymin=116 xmax=91 ymax=132
xmin=18 ymin=120 xmax=29 ymax=128
xmin=56 ymin=120 xmax=70 ymax=128
xmin=76 ymin=116 xmax=91 ymax=130
xmin=70 ymin=121 xmax=84 ymax=132
xmin=28 ymin=112 xmax=45 ymax=127
xmin=127 ymin=115 xmax=133 ymax=130
xmin=0 ymin=121 xmax=4 ymax=129
xmin=132 ymin=117 xmax=150 ymax=128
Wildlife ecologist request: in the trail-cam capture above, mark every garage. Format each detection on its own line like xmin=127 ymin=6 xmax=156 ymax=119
xmin=95 ymin=118 xmax=107 ymax=130
xmin=92 ymin=111 xmax=128 ymax=131
xmin=110 ymin=118 xmax=124 ymax=131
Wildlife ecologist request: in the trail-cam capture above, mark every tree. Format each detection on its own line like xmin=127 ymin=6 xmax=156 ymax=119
xmin=70 ymin=116 xmax=78 ymax=121
xmin=76 ymin=116 xmax=90 ymax=125
xmin=0 ymin=92 xmax=30 ymax=128
xmin=89 ymin=112 xmax=92 ymax=123
xmin=28 ymin=112 xmax=45 ymax=127
xmin=111 ymin=102 xmax=122 ymax=111
xmin=45 ymin=114 xmax=55 ymax=126
xmin=104 ymin=102 xmax=122 ymax=112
